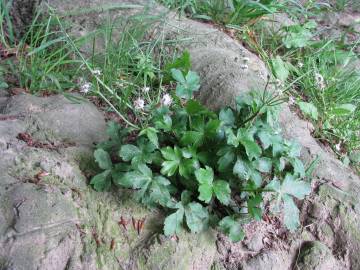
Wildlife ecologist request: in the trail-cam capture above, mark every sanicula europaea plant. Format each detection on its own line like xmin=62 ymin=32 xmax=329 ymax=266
xmin=90 ymin=66 xmax=312 ymax=242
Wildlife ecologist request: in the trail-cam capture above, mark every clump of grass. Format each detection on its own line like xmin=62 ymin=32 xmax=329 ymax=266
xmin=16 ymin=12 xmax=81 ymax=93
xmin=1 ymin=3 xmax=181 ymax=127
xmin=243 ymin=11 xmax=360 ymax=169
xmin=293 ymin=45 xmax=360 ymax=152
xmin=0 ymin=0 xmax=15 ymax=48
xmin=160 ymin=0 xmax=282 ymax=27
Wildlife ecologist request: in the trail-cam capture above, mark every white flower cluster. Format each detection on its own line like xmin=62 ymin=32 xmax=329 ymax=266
xmin=80 ymin=82 xmax=92 ymax=94
xmin=161 ymin=93 xmax=172 ymax=106
xmin=133 ymin=93 xmax=173 ymax=111
xmin=134 ymin=98 xmax=145 ymax=110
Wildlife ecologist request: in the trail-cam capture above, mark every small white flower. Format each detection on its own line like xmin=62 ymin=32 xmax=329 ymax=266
xmin=243 ymin=57 xmax=250 ymax=63
xmin=240 ymin=64 xmax=248 ymax=70
xmin=298 ymin=62 xmax=304 ymax=68
xmin=80 ymin=82 xmax=92 ymax=94
xmin=142 ymin=86 xmax=150 ymax=93
xmin=92 ymin=68 xmax=102 ymax=76
xmin=288 ymin=96 xmax=295 ymax=105
xmin=161 ymin=94 xmax=173 ymax=106
xmin=335 ymin=143 xmax=341 ymax=152
xmin=134 ymin=98 xmax=145 ymax=110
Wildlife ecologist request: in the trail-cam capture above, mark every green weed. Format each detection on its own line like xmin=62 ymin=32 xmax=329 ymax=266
xmin=91 ymin=68 xmax=312 ymax=241
xmin=160 ymin=0 xmax=282 ymax=26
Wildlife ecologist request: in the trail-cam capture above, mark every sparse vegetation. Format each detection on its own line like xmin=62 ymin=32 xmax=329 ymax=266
xmin=1 ymin=0 xmax=359 ymax=243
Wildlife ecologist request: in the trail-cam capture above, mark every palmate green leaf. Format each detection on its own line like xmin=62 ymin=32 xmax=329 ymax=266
xmin=195 ymin=166 xmax=214 ymax=203
xmin=106 ymin=121 xmax=122 ymax=141
xmin=283 ymin=194 xmax=300 ymax=232
xmin=266 ymin=174 xmax=310 ymax=231
xmin=161 ymin=146 xmax=180 ymax=160
xmin=195 ymin=166 xmax=214 ymax=185
xmin=227 ymin=128 xmax=261 ymax=160
xmin=217 ymin=149 xmax=236 ymax=172
xmin=164 ymin=195 xmax=209 ymax=236
xmin=180 ymin=131 xmax=204 ymax=147
xmin=119 ymin=138 xmax=158 ymax=166
xmin=116 ymin=164 xmax=148 ymax=187
xmin=274 ymin=157 xmax=286 ymax=172
xmin=253 ymin=157 xmax=272 ymax=173
xmin=185 ymin=99 xmax=210 ymax=116
xmin=181 ymin=147 xmax=206 ymax=166
xmin=164 ymin=207 xmax=185 ymax=236
xmin=266 ymin=178 xmax=281 ymax=193
xmin=181 ymin=191 xmax=192 ymax=205
xmin=205 ymin=119 xmax=221 ymax=138
xmin=119 ymin=144 xmax=142 ymax=161
xmin=241 ymin=139 xmax=262 ymax=161
xmin=186 ymin=71 xmax=200 ymax=89
xmin=164 ymin=50 xmax=191 ymax=83
xmin=257 ymin=130 xmax=272 ymax=149
xmin=161 ymin=146 xmax=181 ymax=176
xmin=248 ymin=194 xmax=262 ymax=221
xmin=225 ymin=128 xmax=240 ymax=147
xmin=90 ymin=170 xmax=111 ymax=191
xmin=147 ymin=176 xmax=172 ymax=207
xmin=272 ymin=135 xmax=285 ymax=156
xmin=139 ymin=127 xmax=159 ymax=148
xmin=161 ymin=160 xmax=179 ymax=177
xmin=195 ymin=167 xmax=231 ymax=205
xmin=116 ymin=164 xmax=152 ymax=189
xmin=219 ymin=108 xmax=235 ymax=127
xmin=176 ymin=84 xmax=192 ymax=100
xmin=179 ymin=158 xmax=199 ymax=178
xmin=213 ymin=180 xmax=231 ymax=205
xmin=219 ymin=216 xmax=245 ymax=243
xmin=171 ymin=68 xmax=186 ymax=84
xmin=290 ymin=158 xmax=305 ymax=177
xmin=198 ymin=183 xmax=213 ymax=203
xmin=233 ymin=158 xmax=263 ymax=186
xmin=250 ymin=171 xmax=263 ymax=187
xmin=173 ymin=69 xmax=200 ymax=99
xmin=155 ymin=114 xmax=172 ymax=131
xmin=281 ymin=174 xmax=311 ymax=200
xmin=184 ymin=202 xmax=209 ymax=233
xmin=94 ymin=149 xmax=112 ymax=170
xmin=233 ymin=158 xmax=252 ymax=180
xmin=287 ymin=141 xmax=301 ymax=158
xmin=100 ymin=121 xmax=129 ymax=150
